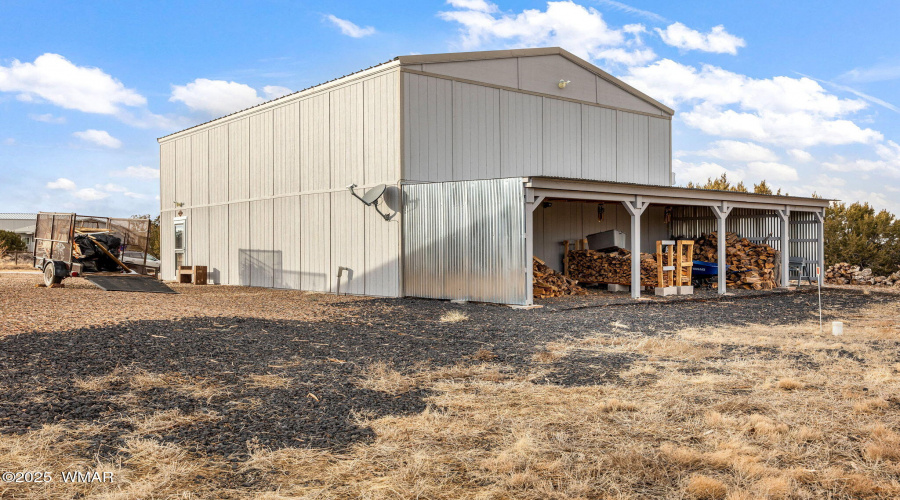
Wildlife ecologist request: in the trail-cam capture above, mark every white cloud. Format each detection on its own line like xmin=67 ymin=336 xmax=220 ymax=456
xmin=110 ymin=165 xmax=159 ymax=180
xmin=262 ymin=85 xmax=292 ymax=99
xmin=47 ymin=178 xmax=77 ymax=190
xmin=680 ymin=104 xmax=882 ymax=147
xmin=95 ymin=183 xmax=128 ymax=193
xmin=695 ymin=140 xmax=778 ymax=162
xmin=0 ymin=53 xmax=145 ymax=114
xmin=655 ymin=22 xmax=745 ymax=55
xmin=822 ymin=140 xmax=900 ymax=177
xmin=623 ymin=60 xmax=882 ymax=147
xmin=439 ymin=0 xmax=652 ymax=65
xmin=73 ymin=188 xmax=108 ymax=201
xmin=625 ymin=59 xmax=868 ymax=116
xmin=745 ymin=161 xmax=799 ymax=182
xmin=29 ymin=113 xmax=65 ymax=124
xmin=170 ymin=78 xmax=264 ymax=116
xmin=787 ymin=149 xmax=813 ymax=162
xmin=73 ymin=129 xmax=122 ymax=148
xmin=594 ymin=0 xmax=668 ymax=23
xmin=673 ymin=159 xmax=742 ymax=185
xmin=446 ymin=0 xmax=497 ymax=12
xmin=325 ymin=14 xmax=376 ymax=38
xmin=840 ymin=61 xmax=900 ymax=83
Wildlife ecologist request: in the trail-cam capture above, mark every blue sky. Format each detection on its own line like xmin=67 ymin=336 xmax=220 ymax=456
xmin=1 ymin=0 xmax=899 ymax=217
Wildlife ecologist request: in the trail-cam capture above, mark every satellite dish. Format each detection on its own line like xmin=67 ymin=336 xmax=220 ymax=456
xmin=360 ymin=184 xmax=386 ymax=206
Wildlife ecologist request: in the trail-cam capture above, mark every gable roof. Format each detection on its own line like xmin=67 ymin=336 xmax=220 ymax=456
xmin=396 ymin=47 xmax=673 ymax=116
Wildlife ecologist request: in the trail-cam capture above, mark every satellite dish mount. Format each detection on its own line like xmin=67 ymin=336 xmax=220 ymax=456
xmin=347 ymin=183 xmax=393 ymax=221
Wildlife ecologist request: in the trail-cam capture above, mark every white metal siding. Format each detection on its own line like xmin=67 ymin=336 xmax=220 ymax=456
xmin=229 ymin=202 xmax=250 ymax=286
xmin=300 ymin=193 xmax=331 ymax=292
xmin=403 ymin=73 xmax=453 ymax=182
xmin=581 ymin=106 xmax=616 ymax=182
xmin=649 ymin=117 xmax=671 ymax=186
xmin=452 ymin=81 xmax=500 ymax=180
xmin=160 ymin=210 xmax=174 ymax=279
xmin=364 ymin=187 xmax=400 ymax=297
xmin=301 ymin=94 xmax=331 ymax=191
xmin=273 ymin=195 xmax=301 ymax=289
xmin=191 ymin=131 xmax=209 ymax=206
xmin=160 ymin=141 xmax=176 ymax=210
xmin=250 ymin=199 xmax=275 ymax=287
xmin=330 ymin=83 xmax=364 ymax=189
xmin=364 ymin=72 xmax=399 ymax=185
xmin=229 ymin=119 xmax=250 ymax=201
xmin=542 ymin=98 xmax=582 ymax=178
xmin=208 ymin=204 xmax=228 ymax=284
xmin=175 ymin=137 xmax=192 ymax=206
xmin=273 ymin=102 xmax=300 ymax=195
xmin=249 ymin=111 xmax=274 ymax=199
xmin=191 ymin=207 xmax=209 ymax=273
xmin=499 ymin=90 xmax=542 ymax=177
xmin=330 ymin=191 xmax=366 ymax=294
xmin=208 ymin=125 xmax=229 ymax=204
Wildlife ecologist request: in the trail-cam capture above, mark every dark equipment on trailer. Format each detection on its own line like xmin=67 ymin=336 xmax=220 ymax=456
xmin=31 ymin=212 xmax=172 ymax=292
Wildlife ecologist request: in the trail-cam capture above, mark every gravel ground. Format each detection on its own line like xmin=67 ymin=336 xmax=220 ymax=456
xmin=0 ymin=273 xmax=895 ymax=469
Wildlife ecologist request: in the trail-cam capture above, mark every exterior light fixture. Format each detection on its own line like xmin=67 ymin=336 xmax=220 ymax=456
xmin=558 ymin=79 xmax=571 ymax=89
xmin=173 ymin=201 xmax=185 ymax=207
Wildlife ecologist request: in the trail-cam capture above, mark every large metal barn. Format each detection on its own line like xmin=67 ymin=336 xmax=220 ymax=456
xmin=158 ymin=47 xmax=828 ymax=305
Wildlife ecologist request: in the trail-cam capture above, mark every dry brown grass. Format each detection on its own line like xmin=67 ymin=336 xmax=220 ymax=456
xmin=439 ymin=310 xmax=468 ymax=323
xmin=6 ymin=298 xmax=900 ymax=498
xmin=245 ymin=373 xmax=293 ymax=389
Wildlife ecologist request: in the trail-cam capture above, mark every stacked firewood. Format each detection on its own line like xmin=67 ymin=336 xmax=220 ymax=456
xmin=566 ymin=249 xmax=658 ymax=286
xmin=825 ymin=263 xmax=900 ymax=286
xmin=533 ymin=257 xmax=587 ymax=298
xmin=692 ymin=232 xmax=777 ymax=290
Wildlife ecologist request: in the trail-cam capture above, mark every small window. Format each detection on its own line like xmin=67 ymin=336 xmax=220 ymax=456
xmin=174 ymin=222 xmax=185 ymax=251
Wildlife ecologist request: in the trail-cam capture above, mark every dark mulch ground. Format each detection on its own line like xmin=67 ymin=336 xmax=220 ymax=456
xmin=0 ymin=288 xmax=892 ymax=465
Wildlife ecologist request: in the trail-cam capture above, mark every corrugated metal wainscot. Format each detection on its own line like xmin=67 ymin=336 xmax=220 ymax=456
xmin=403 ymin=178 xmax=527 ymax=305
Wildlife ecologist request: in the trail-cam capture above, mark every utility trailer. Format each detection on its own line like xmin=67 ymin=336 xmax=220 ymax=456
xmin=32 ymin=212 xmax=155 ymax=287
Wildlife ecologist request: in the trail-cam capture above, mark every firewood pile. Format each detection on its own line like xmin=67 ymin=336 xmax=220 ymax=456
xmin=825 ymin=263 xmax=900 ymax=286
xmin=692 ymin=232 xmax=777 ymax=290
xmin=533 ymin=257 xmax=587 ymax=298
xmin=566 ymin=249 xmax=658 ymax=286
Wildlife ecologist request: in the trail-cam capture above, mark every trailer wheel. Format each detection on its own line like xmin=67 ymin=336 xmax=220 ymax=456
xmin=43 ymin=262 xmax=62 ymax=286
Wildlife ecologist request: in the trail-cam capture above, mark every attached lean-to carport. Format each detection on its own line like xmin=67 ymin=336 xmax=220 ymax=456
xmin=524 ymin=177 xmax=830 ymax=303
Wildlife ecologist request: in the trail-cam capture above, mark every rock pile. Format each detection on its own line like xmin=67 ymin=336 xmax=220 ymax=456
xmin=825 ymin=263 xmax=900 ymax=286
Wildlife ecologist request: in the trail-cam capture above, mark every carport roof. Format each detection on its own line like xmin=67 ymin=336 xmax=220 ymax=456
xmin=525 ymin=177 xmax=831 ymax=211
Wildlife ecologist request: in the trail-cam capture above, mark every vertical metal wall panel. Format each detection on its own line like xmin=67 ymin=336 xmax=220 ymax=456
xmin=191 ymin=207 xmax=209 ymax=267
xmin=208 ymin=125 xmax=229 ymax=204
xmin=160 ymin=210 xmax=174 ymax=280
xmin=401 ymin=182 xmax=444 ymax=299
xmin=330 ymin=191 xmax=366 ymax=294
xmin=229 ymin=202 xmax=250 ymax=286
xmin=160 ymin=141 xmax=176 ymax=209
xmin=364 ymin=186 xmax=400 ymax=297
xmin=615 ymin=111 xmax=635 ymax=183
xmin=452 ymin=81 xmax=501 ymax=180
xmin=542 ymin=98 xmax=582 ymax=179
xmin=632 ymin=114 xmax=650 ymax=185
xmin=273 ymin=102 xmax=301 ymax=195
xmin=300 ymin=193 xmax=331 ymax=292
xmin=581 ymin=106 xmax=617 ymax=182
xmin=499 ymin=90 xmax=542 ymax=177
xmin=191 ymin=131 xmax=209 ymax=205
xmin=249 ymin=199 xmax=275 ymax=287
xmin=208 ymin=204 xmax=228 ymax=284
xmin=330 ymin=83 xmax=365 ymax=189
xmin=648 ymin=117 xmax=671 ymax=186
xmin=228 ymin=118 xmax=250 ymax=201
xmin=790 ymin=211 xmax=818 ymax=266
xmin=175 ymin=137 xmax=192 ymax=206
xmin=364 ymin=71 xmax=400 ymax=185
xmin=273 ymin=195 xmax=301 ymax=289
xmin=402 ymin=73 xmax=453 ymax=182
xmin=300 ymin=94 xmax=331 ymax=191
xmin=249 ymin=111 xmax=274 ymax=199
xmin=402 ymin=178 xmax=526 ymax=305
